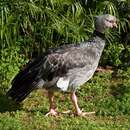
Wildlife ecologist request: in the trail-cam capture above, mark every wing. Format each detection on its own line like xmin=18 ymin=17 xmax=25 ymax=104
xmin=39 ymin=43 xmax=98 ymax=81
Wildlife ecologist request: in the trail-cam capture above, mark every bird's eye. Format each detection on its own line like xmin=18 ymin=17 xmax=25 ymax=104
xmin=109 ymin=20 xmax=114 ymax=23
xmin=106 ymin=19 xmax=114 ymax=23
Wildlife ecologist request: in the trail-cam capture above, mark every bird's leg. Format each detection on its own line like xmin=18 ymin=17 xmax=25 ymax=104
xmin=70 ymin=91 xmax=95 ymax=116
xmin=45 ymin=91 xmax=58 ymax=116
xmin=70 ymin=91 xmax=83 ymax=116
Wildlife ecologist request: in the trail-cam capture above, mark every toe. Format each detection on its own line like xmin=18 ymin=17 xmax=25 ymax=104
xmin=76 ymin=111 xmax=95 ymax=116
xmin=45 ymin=109 xmax=58 ymax=117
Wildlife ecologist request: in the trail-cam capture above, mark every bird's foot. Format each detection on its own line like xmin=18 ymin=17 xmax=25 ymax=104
xmin=45 ymin=109 xmax=59 ymax=117
xmin=76 ymin=111 xmax=95 ymax=116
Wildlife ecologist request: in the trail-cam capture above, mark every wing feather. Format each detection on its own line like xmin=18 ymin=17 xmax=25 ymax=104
xmin=39 ymin=43 xmax=97 ymax=81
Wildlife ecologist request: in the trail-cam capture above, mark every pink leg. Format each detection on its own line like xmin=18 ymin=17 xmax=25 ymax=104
xmin=45 ymin=91 xmax=58 ymax=116
xmin=70 ymin=91 xmax=95 ymax=116
xmin=70 ymin=91 xmax=82 ymax=115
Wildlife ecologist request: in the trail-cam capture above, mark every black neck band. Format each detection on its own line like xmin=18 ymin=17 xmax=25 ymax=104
xmin=93 ymin=30 xmax=105 ymax=39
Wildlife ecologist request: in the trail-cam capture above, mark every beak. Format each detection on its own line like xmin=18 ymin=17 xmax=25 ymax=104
xmin=113 ymin=21 xmax=118 ymax=28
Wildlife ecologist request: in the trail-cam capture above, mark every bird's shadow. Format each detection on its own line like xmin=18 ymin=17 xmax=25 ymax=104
xmin=110 ymin=82 xmax=130 ymax=100
xmin=0 ymin=90 xmax=21 ymax=113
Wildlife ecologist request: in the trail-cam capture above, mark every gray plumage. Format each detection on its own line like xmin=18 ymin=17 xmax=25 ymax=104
xmin=37 ymin=35 xmax=105 ymax=91
xmin=6 ymin=14 xmax=117 ymax=103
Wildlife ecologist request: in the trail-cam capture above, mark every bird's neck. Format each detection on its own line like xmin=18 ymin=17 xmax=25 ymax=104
xmin=93 ymin=30 xmax=105 ymax=40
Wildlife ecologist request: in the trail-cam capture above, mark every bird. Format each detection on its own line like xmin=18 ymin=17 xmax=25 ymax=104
xmin=6 ymin=14 xmax=117 ymax=116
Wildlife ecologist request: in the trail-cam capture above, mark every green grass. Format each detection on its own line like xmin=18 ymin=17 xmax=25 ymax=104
xmin=0 ymin=70 xmax=130 ymax=130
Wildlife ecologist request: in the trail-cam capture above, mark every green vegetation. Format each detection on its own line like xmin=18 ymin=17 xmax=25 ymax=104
xmin=0 ymin=0 xmax=130 ymax=129
xmin=0 ymin=71 xmax=130 ymax=130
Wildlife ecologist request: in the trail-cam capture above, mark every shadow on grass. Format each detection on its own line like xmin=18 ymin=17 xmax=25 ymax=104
xmin=110 ymin=83 xmax=130 ymax=99
xmin=0 ymin=90 xmax=21 ymax=113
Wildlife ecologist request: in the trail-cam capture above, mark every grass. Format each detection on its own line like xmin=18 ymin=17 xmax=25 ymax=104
xmin=0 ymin=70 xmax=130 ymax=130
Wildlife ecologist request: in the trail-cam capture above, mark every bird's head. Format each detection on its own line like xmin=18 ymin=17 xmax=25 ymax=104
xmin=95 ymin=14 xmax=117 ymax=33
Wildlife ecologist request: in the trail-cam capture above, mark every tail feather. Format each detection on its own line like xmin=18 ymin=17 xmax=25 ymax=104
xmin=7 ymin=80 xmax=38 ymax=102
xmin=6 ymin=57 xmax=45 ymax=103
xmin=11 ymin=56 xmax=44 ymax=87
